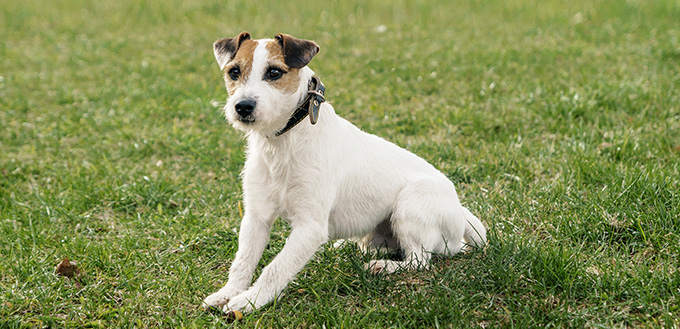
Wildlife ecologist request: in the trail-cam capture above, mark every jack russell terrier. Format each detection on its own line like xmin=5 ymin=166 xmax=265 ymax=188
xmin=202 ymin=32 xmax=487 ymax=315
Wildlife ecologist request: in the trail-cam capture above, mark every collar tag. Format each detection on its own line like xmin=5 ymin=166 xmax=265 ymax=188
xmin=307 ymin=76 xmax=325 ymax=125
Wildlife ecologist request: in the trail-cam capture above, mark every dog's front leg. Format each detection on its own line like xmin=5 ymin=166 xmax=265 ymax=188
xmin=203 ymin=210 xmax=274 ymax=310
xmin=225 ymin=220 xmax=328 ymax=313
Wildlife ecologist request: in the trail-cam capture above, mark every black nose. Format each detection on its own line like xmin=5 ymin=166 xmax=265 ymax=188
xmin=235 ymin=99 xmax=256 ymax=117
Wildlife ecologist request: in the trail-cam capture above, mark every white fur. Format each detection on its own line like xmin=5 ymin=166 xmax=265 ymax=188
xmin=203 ymin=37 xmax=487 ymax=314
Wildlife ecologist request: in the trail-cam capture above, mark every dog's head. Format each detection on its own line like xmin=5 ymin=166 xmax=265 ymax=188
xmin=213 ymin=32 xmax=320 ymax=136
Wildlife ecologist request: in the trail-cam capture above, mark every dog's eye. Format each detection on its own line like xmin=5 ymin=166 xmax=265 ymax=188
xmin=228 ymin=67 xmax=241 ymax=81
xmin=265 ymin=67 xmax=284 ymax=81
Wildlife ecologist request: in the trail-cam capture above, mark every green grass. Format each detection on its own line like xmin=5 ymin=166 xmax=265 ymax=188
xmin=1 ymin=0 xmax=679 ymax=327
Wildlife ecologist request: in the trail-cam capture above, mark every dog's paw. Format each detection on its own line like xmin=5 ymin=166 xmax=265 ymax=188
xmin=202 ymin=291 xmax=232 ymax=311
xmin=365 ymin=260 xmax=401 ymax=274
xmin=224 ymin=293 xmax=256 ymax=314
xmin=365 ymin=260 xmax=386 ymax=275
xmin=203 ymin=283 xmax=248 ymax=311
xmin=224 ymin=287 xmax=276 ymax=314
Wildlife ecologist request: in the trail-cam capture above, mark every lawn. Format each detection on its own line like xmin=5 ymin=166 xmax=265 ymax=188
xmin=1 ymin=0 xmax=679 ymax=327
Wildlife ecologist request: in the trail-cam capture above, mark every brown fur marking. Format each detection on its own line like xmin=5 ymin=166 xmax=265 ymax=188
xmin=264 ymin=40 xmax=300 ymax=95
xmin=223 ymin=39 xmax=258 ymax=95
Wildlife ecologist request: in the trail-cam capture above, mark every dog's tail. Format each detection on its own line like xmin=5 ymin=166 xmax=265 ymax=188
xmin=462 ymin=206 xmax=487 ymax=249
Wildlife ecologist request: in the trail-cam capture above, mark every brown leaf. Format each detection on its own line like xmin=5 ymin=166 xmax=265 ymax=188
xmin=225 ymin=310 xmax=244 ymax=322
xmin=55 ymin=258 xmax=84 ymax=288
xmin=55 ymin=258 xmax=81 ymax=279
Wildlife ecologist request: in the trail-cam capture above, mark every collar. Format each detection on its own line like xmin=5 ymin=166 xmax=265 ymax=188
xmin=273 ymin=75 xmax=326 ymax=137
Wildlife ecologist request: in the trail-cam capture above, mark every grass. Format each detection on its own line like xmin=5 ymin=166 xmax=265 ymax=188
xmin=1 ymin=0 xmax=679 ymax=327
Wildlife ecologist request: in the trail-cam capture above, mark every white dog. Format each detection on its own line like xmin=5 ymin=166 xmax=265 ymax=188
xmin=202 ymin=32 xmax=487 ymax=315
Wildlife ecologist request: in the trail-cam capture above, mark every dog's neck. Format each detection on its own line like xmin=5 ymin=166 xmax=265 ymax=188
xmin=273 ymin=76 xmax=326 ymax=137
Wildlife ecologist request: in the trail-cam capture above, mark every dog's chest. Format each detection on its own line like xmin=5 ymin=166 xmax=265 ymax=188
xmin=257 ymin=143 xmax=299 ymax=181
xmin=247 ymin=142 xmax=315 ymax=209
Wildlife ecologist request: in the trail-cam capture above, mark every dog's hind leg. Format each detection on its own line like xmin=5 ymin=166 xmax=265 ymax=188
xmin=461 ymin=206 xmax=487 ymax=250
xmin=358 ymin=217 xmax=401 ymax=255
xmin=365 ymin=179 xmax=466 ymax=274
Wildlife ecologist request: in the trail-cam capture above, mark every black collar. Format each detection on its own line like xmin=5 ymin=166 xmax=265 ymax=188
xmin=274 ymin=76 xmax=326 ymax=137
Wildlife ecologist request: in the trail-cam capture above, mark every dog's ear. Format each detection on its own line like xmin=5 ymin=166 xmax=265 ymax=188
xmin=274 ymin=33 xmax=320 ymax=69
xmin=214 ymin=32 xmax=251 ymax=70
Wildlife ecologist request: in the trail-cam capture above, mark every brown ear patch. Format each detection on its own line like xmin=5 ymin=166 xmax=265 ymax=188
xmin=274 ymin=34 xmax=319 ymax=69
xmin=214 ymin=31 xmax=251 ymax=70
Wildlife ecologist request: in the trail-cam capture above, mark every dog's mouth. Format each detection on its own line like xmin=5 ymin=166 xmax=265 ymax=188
xmin=237 ymin=115 xmax=256 ymax=124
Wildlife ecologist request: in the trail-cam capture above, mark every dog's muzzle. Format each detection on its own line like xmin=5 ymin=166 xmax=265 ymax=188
xmin=235 ymin=99 xmax=256 ymax=123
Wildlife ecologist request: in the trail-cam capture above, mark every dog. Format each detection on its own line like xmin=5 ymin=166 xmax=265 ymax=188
xmin=202 ymin=32 xmax=487 ymax=314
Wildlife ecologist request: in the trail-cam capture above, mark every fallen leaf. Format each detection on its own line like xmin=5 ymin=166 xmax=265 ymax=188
xmin=55 ymin=258 xmax=83 ymax=288
xmin=225 ymin=310 xmax=244 ymax=322
xmin=55 ymin=258 xmax=80 ymax=278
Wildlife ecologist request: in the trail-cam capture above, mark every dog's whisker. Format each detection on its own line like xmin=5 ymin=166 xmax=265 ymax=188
xmin=210 ymin=100 xmax=227 ymax=108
